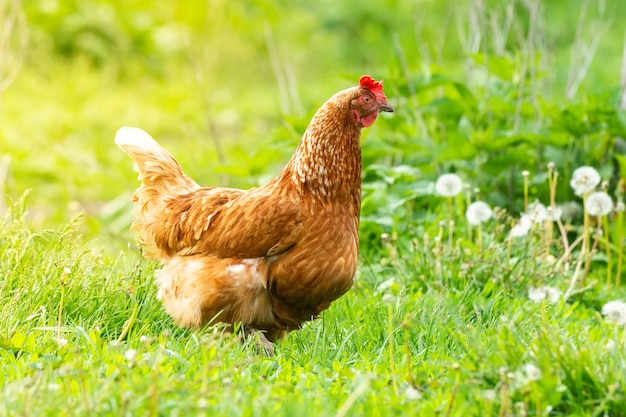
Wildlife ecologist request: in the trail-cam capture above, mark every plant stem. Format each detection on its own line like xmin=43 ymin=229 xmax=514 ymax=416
xmin=617 ymin=208 xmax=624 ymax=286
xmin=602 ymin=215 xmax=612 ymax=286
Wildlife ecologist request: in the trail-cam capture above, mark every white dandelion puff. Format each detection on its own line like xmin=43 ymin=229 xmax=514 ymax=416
xmin=435 ymin=173 xmax=463 ymax=197
xmin=522 ymin=363 xmax=542 ymax=382
xmin=601 ymin=300 xmax=626 ymax=325
xmin=605 ymin=339 xmax=616 ymax=351
xmin=382 ymin=293 xmax=395 ymax=305
xmin=528 ymin=286 xmax=562 ymax=303
xmin=559 ymin=201 xmax=583 ymax=221
xmin=616 ymin=201 xmax=625 ymax=212
xmin=123 ymin=349 xmax=139 ymax=362
xmin=510 ymin=223 xmax=530 ymax=238
xmin=545 ymin=205 xmax=562 ymax=221
xmin=585 ymin=191 xmax=613 ymax=217
xmin=510 ymin=215 xmax=532 ymax=238
xmin=482 ymin=389 xmax=497 ymax=401
xmin=526 ymin=201 xmax=548 ymax=223
xmin=570 ymin=166 xmax=601 ymax=196
xmin=404 ymin=386 xmax=422 ymax=401
xmin=466 ymin=201 xmax=493 ymax=225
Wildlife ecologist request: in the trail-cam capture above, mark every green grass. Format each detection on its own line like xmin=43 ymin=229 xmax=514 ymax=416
xmin=2 ymin=0 xmax=626 ymax=415
xmin=1 ymin=193 xmax=625 ymax=416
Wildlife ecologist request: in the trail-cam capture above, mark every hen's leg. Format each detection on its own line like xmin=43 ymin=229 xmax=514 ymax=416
xmin=243 ymin=326 xmax=275 ymax=357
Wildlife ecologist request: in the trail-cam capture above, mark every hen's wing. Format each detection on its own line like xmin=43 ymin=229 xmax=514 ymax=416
xmin=153 ymin=186 xmax=305 ymax=259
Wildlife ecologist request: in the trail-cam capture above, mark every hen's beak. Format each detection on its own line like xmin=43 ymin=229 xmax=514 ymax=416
xmin=378 ymin=101 xmax=394 ymax=113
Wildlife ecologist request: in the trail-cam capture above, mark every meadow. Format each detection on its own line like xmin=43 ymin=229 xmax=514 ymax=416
xmin=1 ymin=0 xmax=626 ymax=415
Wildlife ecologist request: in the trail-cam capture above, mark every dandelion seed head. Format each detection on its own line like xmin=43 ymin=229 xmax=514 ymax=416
xmin=57 ymin=337 xmax=68 ymax=348
xmin=466 ymin=201 xmax=493 ymax=225
xmin=526 ymin=201 xmax=548 ymax=223
xmin=559 ymin=201 xmax=583 ymax=221
xmin=510 ymin=219 xmax=530 ymax=238
xmin=382 ymin=293 xmax=395 ymax=305
xmin=522 ymin=170 xmax=530 ymax=177
xmin=615 ymin=201 xmax=625 ymax=212
xmin=404 ymin=386 xmax=423 ymax=401
xmin=482 ymin=389 xmax=497 ymax=401
xmin=124 ymin=349 xmax=139 ymax=362
xmin=546 ymin=206 xmax=562 ymax=221
xmin=522 ymin=363 xmax=542 ymax=382
xmin=435 ymin=173 xmax=463 ymax=197
xmin=547 ymin=161 xmax=556 ymax=170
xmin=602 ymin=300 xmax=626 ymax=326
xmin=509 ymin=224 xmax=529 ymax=238
xmin=528 ymin=286 xmax=561 ymax=303
xmin=63 ymin=267 xmax=71 ymax=274
xmin=585 ymin=191 xmax=613 ymax=217
xmin=570 ymin=166 xmax=601 ymax=196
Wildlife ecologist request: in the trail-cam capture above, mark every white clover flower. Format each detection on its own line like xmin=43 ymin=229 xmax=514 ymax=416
xmin=522 ymin=363 xmax=542 ymax=382
xmin=585 ymin=191 xmax=613 ymax=217
xmin=570 ymin=166 xmax=601 ymax=196
xmin=528 ymin=286 xmax=562 ymax=303
xmin=601 ymin=300 xmax=626 ymax=325
xmin=526 ymin=201 xmax=548 ymax=223
xmin=466 ymin=201 xmax=493 ymax=225
xmin=435 ymin=173 xmax=463 ymax=197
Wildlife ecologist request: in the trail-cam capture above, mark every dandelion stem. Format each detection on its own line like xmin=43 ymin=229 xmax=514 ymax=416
xmin=564 ymin=232 xmax=587 ymax=300
xmin=523 ymin=173 xmax=530 ymax=213
xmin=602 ymin=215 xmax=612 ymax=287
xmin=506 ymin=235 xmax=512 ymax=271
xmin=582 ymin=193 xmax=591 ymax=283
xmin=617 ymin=209 xmax=624 ymax=287
xmin=466 ymin=187 xmax=473 ymax=242
xmin=447 ymin=196 xmax=454 ymax=223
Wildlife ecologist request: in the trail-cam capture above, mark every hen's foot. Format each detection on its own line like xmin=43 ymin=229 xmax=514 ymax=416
xmin=243 ymin=326 xmax=275 ymax=357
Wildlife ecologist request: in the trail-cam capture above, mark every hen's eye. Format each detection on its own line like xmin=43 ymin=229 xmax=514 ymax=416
xmin=363 ymin=96 xmax=371 ymax=103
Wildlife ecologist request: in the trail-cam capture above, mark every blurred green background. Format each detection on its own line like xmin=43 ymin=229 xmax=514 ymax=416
xmin=1 ymin=0 xmax=625 ymax=252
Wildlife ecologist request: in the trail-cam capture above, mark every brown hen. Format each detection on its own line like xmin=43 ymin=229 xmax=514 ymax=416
xmin=115 ymin=75 xmax=392 ymax=351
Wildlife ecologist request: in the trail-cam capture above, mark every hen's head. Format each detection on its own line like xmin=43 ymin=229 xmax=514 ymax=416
xmin=350 ymin=75 xmax=394 ymax=128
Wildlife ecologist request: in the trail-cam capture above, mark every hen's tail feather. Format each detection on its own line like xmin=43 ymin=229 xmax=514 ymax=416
xmin=116 ymin=127 xmax=199 ymax=257
xmin=115 ymin=127 xmax=199 ymax=194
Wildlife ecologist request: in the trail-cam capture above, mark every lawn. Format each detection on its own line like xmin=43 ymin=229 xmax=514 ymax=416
xmin=1 ymin=0 xmax=626 ymax=416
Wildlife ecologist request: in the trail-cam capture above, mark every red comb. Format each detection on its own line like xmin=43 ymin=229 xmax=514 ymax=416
xmin=359 ymin=75 xmax=386 ymax=100
xmin=359 ymin=75 xmax=384 ymax=92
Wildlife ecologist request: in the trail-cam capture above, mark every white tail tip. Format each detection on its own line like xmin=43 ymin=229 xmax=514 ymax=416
xmin=114 ymin=126 xmax=159 ymax=149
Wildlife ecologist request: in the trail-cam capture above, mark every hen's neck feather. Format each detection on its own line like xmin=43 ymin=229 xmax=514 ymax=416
xmin=272 ymin=88 xmax=363 ymax=211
